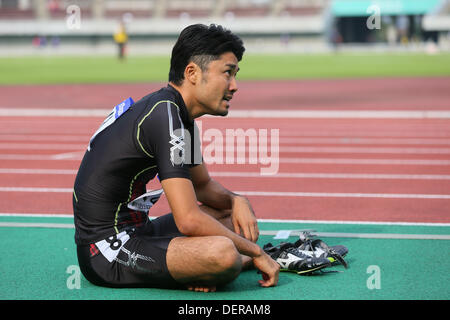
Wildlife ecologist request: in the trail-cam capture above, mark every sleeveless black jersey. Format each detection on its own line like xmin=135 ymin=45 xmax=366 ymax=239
xmin=73 ymin=85 xmax=201 ymax=245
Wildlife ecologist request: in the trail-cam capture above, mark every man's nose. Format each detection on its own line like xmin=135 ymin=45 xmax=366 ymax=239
xmin=229 ymin=76 xmax=238 ymax=93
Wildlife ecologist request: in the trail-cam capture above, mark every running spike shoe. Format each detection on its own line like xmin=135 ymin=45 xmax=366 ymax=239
xmin=127 ymin=189 xmax=164 ymax=212
xmin=294 ymin=232 xmax=349 ymax=268
xmin=263 ymin=242 xmax=331 ymax=275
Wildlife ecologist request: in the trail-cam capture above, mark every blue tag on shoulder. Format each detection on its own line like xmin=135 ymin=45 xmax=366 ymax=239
xmin=87 ymin=97 xmax=134 ymax=151
xmin=114 ymin=97 xmax=134 ymax=119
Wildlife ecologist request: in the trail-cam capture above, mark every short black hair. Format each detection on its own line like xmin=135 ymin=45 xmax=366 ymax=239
xmin=169 ymin=24 xmax=245 ymax=85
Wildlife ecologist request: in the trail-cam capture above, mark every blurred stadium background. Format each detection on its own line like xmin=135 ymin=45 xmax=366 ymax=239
xmin=0 ymin=0 xmax=449 ymax=56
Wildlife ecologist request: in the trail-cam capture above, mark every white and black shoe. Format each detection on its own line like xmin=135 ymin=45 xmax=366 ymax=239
xmin=294 ymin=232 xmax=349 ymax=269
xmin=263 ymin=242 xmax=332 ymax=275
xmin=127 ymin=189 xmax=164 ymax=212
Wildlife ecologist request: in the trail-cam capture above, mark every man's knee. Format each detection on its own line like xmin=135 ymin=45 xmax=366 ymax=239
xmin=209 ymin=236 xmax=242 ymax=278
xmin=166 ymin=235 xmax=242 ymax=286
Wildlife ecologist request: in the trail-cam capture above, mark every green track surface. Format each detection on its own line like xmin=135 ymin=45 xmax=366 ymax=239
xmin=1 ymin=53 xmax=449 ymax=85
xmin=1 ymin=217 xmax=449 ymax=300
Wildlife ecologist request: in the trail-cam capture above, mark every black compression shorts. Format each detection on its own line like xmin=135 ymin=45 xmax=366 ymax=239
xmin=76 ymin=213 xmax=185 ymax=289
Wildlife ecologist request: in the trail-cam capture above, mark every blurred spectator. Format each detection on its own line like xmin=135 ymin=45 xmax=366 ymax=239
xmin=331 ymin=26 xmax=342 ymax=50
xmin=47 ymin=0 xmax=60 ymax=14
xmin=51 ymin=36 xmax=60 ymax=47
xmin=386 ymin=25 xmax=397 ymax=46
xmin=113 ymin=21 xmax=128 ymax=61
xmin=32 ymin=35 xmax=60 ymax=50
xmin=39 ymin=36 xmax=47 ymax=47
xmin=396 ymin=15 xmax=409 ymax=45
xmin=382 ymin=16 xmax=397 ymax=46
xmin=280 ymin=33 xmax=291 ymax=47
xmin=32 ymin=36 xmax=41 ymax=48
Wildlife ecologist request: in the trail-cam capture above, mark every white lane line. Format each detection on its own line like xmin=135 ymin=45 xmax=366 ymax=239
xmin=4 ymin=142 xmax=450 ymax=154
xmin=1 ymin=186 xmax=449 ymax=199
xmin=0 ymin=143 xmax=85 ymax=150
xmin=0 ymin=108 xmax=109 ymax=117
xmin=238 ymin=191 xmax=450 ymax=199
xmin=226 ymin=158 xmax=450 ymax=165
xmin=257 ymin=218 xmax=450 ymax=227
xmin=1 ymin=212 xmax=449 ymax=227
xmin=0 ymin=169 xmax=78 ymax=174
xmin=2 ymin=168 xmax=450 ymax=180
xmin=278 ymin=146 xmax=450 ymax=154
xmin=3 ymin=132 xmax=450 ymax=140
xmin=50 ymin=151 xmax=85 ymax=160
xmin=0 ymin=221 xmax=447 ymax=240
xmin=0 ymin=222 xmax=75 ymax=229
xmin=236 ymin=191 xmax=450 ymax=199
xmin=2 ymin=135 xmax=450 ymax=145
xmin=281 ymin=158 xmax=450 ymax=165
xmin=4 ymin=142 xmax=450 ymax=156
xmin=209 ymin=171 xmax=450 ymax=180
xmin=2 ymin=108 xmax=450 ymax=119
xmin=2 ymin=154 xmax=448 ymax=166
xmin=278 ymin=131 xmax=450 ymax=138
xmin=0 ymin=187 xmax=74 ymax=192
xmin=259 ymin=230 xmax=450 ymax=240
xmin=2 ymin=135 xmax=450 ymax=146
xmin=226 ymin=110 xmax=450 ymax=119
xmin=0 ymin=154 xmax=57 ymax=160
xmin=0 ymin=154 xmax=84 ymax=160
xmin=218 ymin=146 xmax=450 ymax=154
xmin=278 ymin=137 xmax=450 ymax=145
xmin=0 ymin=213 xmax=73 ymax=218
xmin=0 ymin=134 xmax=90 ymax=142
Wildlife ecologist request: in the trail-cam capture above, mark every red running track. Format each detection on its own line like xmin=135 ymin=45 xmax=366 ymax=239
xmin=1 ymin=77 xmax=450 ymax=110
xmin=1 ymin=78 xmax=449 ymax=223
xmin=1 ymin=113 xmax=450 ymax=223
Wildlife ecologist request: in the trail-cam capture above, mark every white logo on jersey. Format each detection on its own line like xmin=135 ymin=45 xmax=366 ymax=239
xmin=167 ymin=102 xmax=185 ymax=166
xmin=95 ymin=231 xmax=130 ymax=263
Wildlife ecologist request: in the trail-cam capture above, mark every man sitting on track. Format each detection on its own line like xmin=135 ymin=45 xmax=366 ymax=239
xmin=73 ymin=24 xmax=280 ymax=292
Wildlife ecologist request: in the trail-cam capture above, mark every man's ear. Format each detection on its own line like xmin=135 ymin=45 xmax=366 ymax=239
xmin=184 ymin=62 xmax=200 ymax=85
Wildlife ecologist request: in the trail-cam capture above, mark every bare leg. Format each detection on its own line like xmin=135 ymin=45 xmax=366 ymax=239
xmin=165 ymin=205 xmax=256 ymax=291
xmin=166 ymin=235 xmax=242 ymax=292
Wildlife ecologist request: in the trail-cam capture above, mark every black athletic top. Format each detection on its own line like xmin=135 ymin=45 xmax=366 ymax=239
xmin=73 ymin=85 xmax=201 ymax=245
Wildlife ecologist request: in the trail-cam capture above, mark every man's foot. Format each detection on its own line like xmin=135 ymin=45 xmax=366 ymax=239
xmin=187 ymin=285 xmax=216 ymax=292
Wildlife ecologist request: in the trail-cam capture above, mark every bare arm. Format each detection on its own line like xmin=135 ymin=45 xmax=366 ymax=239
xmin=190 ymin=164 xmax=234 ymax=209
xmin=190 ymin=164 xmax=259 ymax=242
xmin=161 ymin=177 xmax=258 ymax=256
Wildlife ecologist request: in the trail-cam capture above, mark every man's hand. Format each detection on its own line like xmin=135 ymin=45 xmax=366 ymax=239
xmin=231 ymin=195 xmax=259 ymax=243
xmin=253 ymin=250 xmax=280 ymax=287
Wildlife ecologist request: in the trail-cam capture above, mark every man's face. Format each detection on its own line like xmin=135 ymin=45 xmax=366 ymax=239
xmin=195 ymin=52 xmax=239 ymax=116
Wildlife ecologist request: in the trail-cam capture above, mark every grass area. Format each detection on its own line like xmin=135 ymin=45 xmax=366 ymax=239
xmin=243 ymin=53 xmax=450 ymax=79
xmin=0 ymin=53 xmax=449 ymax=85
